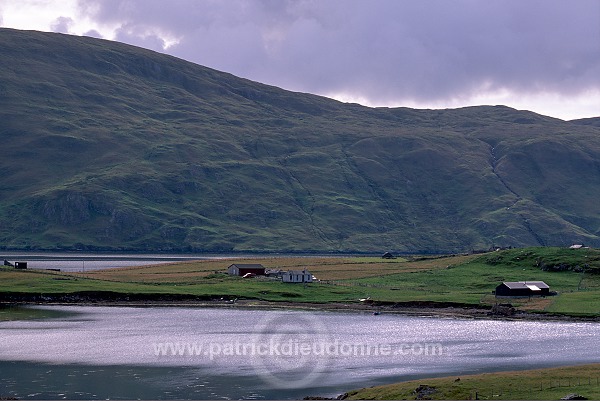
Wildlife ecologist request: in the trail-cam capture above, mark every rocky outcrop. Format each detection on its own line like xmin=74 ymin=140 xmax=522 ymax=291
xmin=414 ymin=384 xmax=437 ymax=400
xmin=489 ymin=303 xmax=516 ymax=316
xmin=561 ymin=393 xmax=588 ymax=400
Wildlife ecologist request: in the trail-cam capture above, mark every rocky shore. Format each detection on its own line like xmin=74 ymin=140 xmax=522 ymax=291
xmin=1 ymin=292 xmax=598 ymax=322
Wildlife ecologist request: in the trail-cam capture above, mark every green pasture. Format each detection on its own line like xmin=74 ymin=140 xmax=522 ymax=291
xmin=346 ymin=363 xmax=600 ymax=400
xmin=1 ymin=247 xmax=599 ymax=316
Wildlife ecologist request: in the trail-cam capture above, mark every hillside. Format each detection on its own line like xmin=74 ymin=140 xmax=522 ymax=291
xmin=1 ymin=28 xmax=600 ymax=253
xmin=572 ymin=117 xmax=600 ymax=127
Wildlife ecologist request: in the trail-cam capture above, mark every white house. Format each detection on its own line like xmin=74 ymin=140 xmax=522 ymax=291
xmin=282 ymin=269 xmax=313 ymax=283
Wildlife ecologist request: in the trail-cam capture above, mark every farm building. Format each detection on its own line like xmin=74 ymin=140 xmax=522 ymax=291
xmin=495 ymin=281 xmax=550 ymax=297
xmin=282 ymin=269 xmax=313 ymax=283
xmin=227 ymin=264 xmax=265 ymax=276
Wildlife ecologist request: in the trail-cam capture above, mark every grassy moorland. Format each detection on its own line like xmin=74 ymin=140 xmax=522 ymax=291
xmin=346 ymin=363 xmax=600 ymax=400
xmin=1 ymin=29 xmax=600 ymax=253
xmin=1 ymin=247 xmax=599 ymax=317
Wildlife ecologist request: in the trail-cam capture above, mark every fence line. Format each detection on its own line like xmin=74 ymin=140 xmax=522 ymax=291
xmin=469 ymin=376 xmax=599 ymax=400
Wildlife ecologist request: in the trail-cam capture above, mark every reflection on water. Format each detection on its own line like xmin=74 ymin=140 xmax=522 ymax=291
xmin=0 ymin=306 xmax=599 ymax=399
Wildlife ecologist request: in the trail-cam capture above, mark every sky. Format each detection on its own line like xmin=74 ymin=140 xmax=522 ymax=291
xmin=1 ymin=0 xmax=599 ymax=120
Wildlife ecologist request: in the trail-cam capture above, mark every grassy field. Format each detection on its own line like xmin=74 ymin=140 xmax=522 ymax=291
xmin=346 ymin=363 xmax=600 ymax=400
xmin=1 ymin=247 xmax=599 ymax=316
xmin=1 ymin=247 xmax=599 ymax=400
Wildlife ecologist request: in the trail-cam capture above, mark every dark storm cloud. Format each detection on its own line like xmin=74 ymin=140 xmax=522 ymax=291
xmin=75 ymin=0 xmax=600 ymax=104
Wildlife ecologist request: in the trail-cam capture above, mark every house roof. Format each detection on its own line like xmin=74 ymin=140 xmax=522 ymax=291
xmin=229 ymin=264 xmax=265 ymax=270
xmin=285 ymin=270 xmax=311 ymax=274
xmin=502 ymin=281 xmax=549 ymax=290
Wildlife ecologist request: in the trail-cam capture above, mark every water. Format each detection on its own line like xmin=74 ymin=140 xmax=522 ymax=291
xmin=0 ymin=252 xmax=353 ymax=272
xmin=0 ymin=306 xmax=598 ymax=399
xmin=0 ymin=252 xmax=238 ymax=272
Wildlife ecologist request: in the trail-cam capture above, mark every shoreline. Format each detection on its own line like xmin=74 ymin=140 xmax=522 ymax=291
xmin=337 ymin=362 xmax=600 ymax=400
xmin=2 ymin=296 xmax=598 ymax=322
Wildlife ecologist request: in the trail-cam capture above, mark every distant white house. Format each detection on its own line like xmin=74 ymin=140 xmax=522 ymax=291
xmin=282 ymin=269 xmax=313 ymax=283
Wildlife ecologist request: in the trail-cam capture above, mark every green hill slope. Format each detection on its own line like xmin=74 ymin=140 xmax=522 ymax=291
xmin=1 ymin=28 xmax=599 ymax=253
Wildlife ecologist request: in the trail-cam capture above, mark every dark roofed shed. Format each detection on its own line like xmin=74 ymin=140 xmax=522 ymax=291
xmin=495 ymin=281 xmax=550 ymax=297
xmin=227 ymin=263 xmax=265 ymax=276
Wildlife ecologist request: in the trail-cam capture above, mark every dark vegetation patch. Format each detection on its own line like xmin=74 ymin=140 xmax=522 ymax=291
xmin=480 ymin=247 xmax=600 ymax=274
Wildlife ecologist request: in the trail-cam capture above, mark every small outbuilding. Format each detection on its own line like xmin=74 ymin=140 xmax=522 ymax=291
xmin=382 ymin=252 xmax=396 ymax=259
xmin=227 ymin=264 xmax=265 ymax=276
xmin=495 ymin=281 xmax=550 ymax=297
xmin=14 ymin=262 xmax=28 ymax=269
xmin=282 ymin=269 xmax=313 ymax=283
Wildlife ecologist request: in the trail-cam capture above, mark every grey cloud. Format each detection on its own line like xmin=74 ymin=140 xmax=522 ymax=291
xmin=75 ymin=0 xmax=600 ymax=105
xmin=51 ymin=16 xmax=73 ymax=34
xmin=83 ymin=29 xmax=102 ymax=39
xmin=112 ymin=23 xmax=173 ymax=53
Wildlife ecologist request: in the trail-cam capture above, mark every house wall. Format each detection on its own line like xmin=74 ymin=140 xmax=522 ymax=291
xmin=238 ymin=268 xmax=265 ymax=276
xmin=282 ymin=272 xmax=312 ymax=283
xmin=227 ymin=265 xmax=265 ymax=276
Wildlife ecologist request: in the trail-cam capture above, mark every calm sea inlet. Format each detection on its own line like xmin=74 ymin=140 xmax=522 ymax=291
xmin=0 ymin=252 xmax=247 ymax=272
xmin=0 ymin=306 xmax=598 ymax=399
xmin=0 ymin=252 xmax=362 ymax=272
